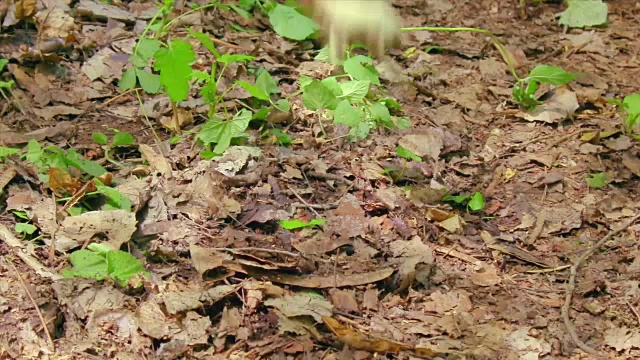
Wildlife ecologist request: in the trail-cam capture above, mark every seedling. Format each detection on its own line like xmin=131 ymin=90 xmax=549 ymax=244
xmin=63 ymin=243 xmax=147 ymax=287
xmin=0 ymin=146 xmax=19 ymax=161
xmin=383 ymin=146 xmax=422 ymax=182
xmin=443 ymin=191 xmax=486 ymax=212
xmin=609 ymin=94 xmax=640 ymax=136
xmin=512 ymin=65 xmax=580 ymax=109
xmin=0 ymin=58 xmax=14 ymax=103
xmin=15 ymin=222 xmax=38 ymax=239
xmin=92 ymin=130 xmax=135 ymax=168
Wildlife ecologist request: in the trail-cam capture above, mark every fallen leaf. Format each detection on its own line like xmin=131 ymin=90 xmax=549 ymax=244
xmin=265 ymin=292 xmax=333 ymax=322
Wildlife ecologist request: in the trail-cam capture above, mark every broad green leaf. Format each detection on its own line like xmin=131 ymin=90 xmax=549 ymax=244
xmin=468 ymin=192 xmax=485 ymax=211
xmin=153 ymin=39 xmax=196 ymax=102
xmin=274 ymin=99 xmax=290 ymax=112
xmin=443 ymin=193 xmax=470 ymax=204
xmin=236 ymin=81 xmax=270 ymax=101
xmin=24 ymin=140 xmax=43 ymax=166
xmin=255 ymin=70 xmax=280 ymax=95
xmin=333 ymin=100 xmax=361 ymax=127
xmin=133 ymin=38 xmax=162 ymax=67
xmin=63 ymin=249 xmax=108 ymax=281
xmin=197 ymin=109 xmax=252 ymax=155
xmin=302 ymin=80 xmax=337 ymax=110
xmin=340 ymin=80 xmax=370 ymax=103
xmin=136 ymin=68 xmax=161 ymax=94
xmin=279 ymin=218 xmax=326 ymax=230
xmin=586 ymin=172 xmax=608 ymax=189
xmin=314 ymin=47 xmax=331 ymax=62
xmin=112 ymin=132 xmax=135 ymax=147
xmin=396 ymin=146 xmax=421 ymax=162
xmin=15 ymin=223 xmax=37 ymax=235
xmin=299 ymin=75 xmax=314 ymax=89
xmin=217 ymin=53 xmax=254 ymax=64
xmin=92 ymin=132 xmax=108 ymax=145
xmin=94 ymin=179 xmax=132 ymax=211
xmin=0 ymin=146 xmax=20 ymax=159
xmin=559 ymin=0 xmax=608 ymax=28
xmin=188 ymin=29 xmax=219 ymax=57
xmin=623 ymin=93 xmax=640 ymax=117
xmin=268 ymin=4 xmax=318 ymax=41
xmin=370 ymin=102 xmax=393 ymax=128
xmin=321 ymin=77 xmax=343 ymax=96
xmin=0 ymin=58 xmax=8 ymax=71
xmin=265 ymin=129 xmax=292 ymax=145
xmin=119 ymin=67 xmax=137 ymax=91
xmin=12 ymin=210 xmax=29 ymax=220
xmin=379 ymin=97 xmax=402 ymax=112
xmin=527 ymin=65 xmax=580 ymax=86
xmin=64 ymin=149 xmax=107 ymax=177
xmin=343 ymin=56 xmax=380 ymax=85
xmin=107 ymin=251 xmax=146 ymax=286
xmin=350 ymin=120 xmax=371 ymax=139
xmin=239 ymin=0 xmax=256 ymax=11
xmin=395 ymin=117 xmax=411 ymax=130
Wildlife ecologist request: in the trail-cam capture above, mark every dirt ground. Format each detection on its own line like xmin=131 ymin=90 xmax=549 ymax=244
xmin=1 ymin=0 xmax=640 ymax=359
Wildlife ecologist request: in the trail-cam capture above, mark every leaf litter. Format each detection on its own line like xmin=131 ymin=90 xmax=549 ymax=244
xmin=1 ymin=0 xmax=640 ymax=359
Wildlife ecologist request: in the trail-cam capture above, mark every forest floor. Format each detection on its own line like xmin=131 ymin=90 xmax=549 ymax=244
xmin=1 ymin=0 xmax=640 ymax=359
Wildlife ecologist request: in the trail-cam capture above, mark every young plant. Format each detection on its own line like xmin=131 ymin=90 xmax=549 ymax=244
xmin=92 ymin=130 xmax=135 ymax=168
xmin=382 ymin=146 xmax=422 ymax=182
xmin=0 ymin=58 xmax=14 ymax=103
xmin=609 ymin=93 xmax=640 ymax=136
xmin=279 ymin=218 xmax=326 ymax=230
xmin=63 ymin=243 xmax=147 ymax=287
xmin=443 ymin=191 xmax=486 ymax=212
xmin=512 ymin=65 xmax=580 ymax=109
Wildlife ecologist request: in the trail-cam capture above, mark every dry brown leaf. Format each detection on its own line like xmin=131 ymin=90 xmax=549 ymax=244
xmin=255 ymin=268 xmax=395 ymax=288
xmin=322 ymin=316 xmax=411 ymax=353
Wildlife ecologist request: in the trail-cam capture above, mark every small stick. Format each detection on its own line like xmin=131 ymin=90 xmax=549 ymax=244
xmin=288 ymin=186 xmax=321 ymax=218
xmin=561 ymin=213 xmax=640 ymax=357
xmin=6 ymin=258 xmax=55 ymax=352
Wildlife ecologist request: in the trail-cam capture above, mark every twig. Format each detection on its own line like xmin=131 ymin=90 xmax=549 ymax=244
xmin=213 ymin=247 xmax=299 ymax=258
xmin=624 ymin=298 xmax=640 ymax=326
xmin=561 ymin=213 xmax=640 ymax=357
xmin=287 ymin=186 xmax=321 ymax=217
xmin=5 ymin=258 xmax=55 ymax=352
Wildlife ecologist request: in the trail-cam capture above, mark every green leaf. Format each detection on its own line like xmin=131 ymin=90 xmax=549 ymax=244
xmin=236 ymin=81 xmax=270 ymax=101
xmin=379 ymin=97 xmax=402 ymax=112
xmin=107 ymin=251 xmax=146 ymax=286
xmin=586 ymin=172 xmax=608 ymax=189
xmin=64 ymin=149 xmax=107 ymax=177
xmin=119 ymin=67 xmax=137 ymax=91
xmin=255 ymin=69 xmax=280 ymax=95
xmin=468 ymin=192 xmax=485 ymax=211
xmin=395 ymin=117 xmax=411 ymax=130
xmin=0 ymin=58 xmax=8 ymax=71
xmin=136 ymin=68 xmax=161 ymax=94
xmin=94 ymin=178 xmax=132 ymax=211
xmin=265 ymin=129 xmax=292 ymax=145
xmin=443 ymin=193 xmax=470 ymax=204
xmin=340 ymin=80 xmax=370 ymax=103
xmin=268 ymin=4 xmax=318 ymax=41
xmin=63 ymin=249 xmax=108 ymax=281
xmin=622 ymin=93 xmax=640 ymax=117
xmin=239 ymin=0 xmax=256 ymax=11
xmin=559 ymin=0 xmax=608 ymax=28
xmin=396 ymin=146 xmax=421 ymax=162
xmin=302 ymin=80 xmax=337 ymax=110
xmin=343 ymin=56 xmax=380 ymax=85
xmin=153 ymin=39 xmax=195 ymax=102
xmin=314 ymin=47 xmax=331 ymax=62
xmin=197 ymin=109 xmax=252 ymax=155
xmin=321 ymin=77 xmax=343 ymax=96
xmin=0 ymin=146 xmax=20 ymax=159
xmin=92 ymin=132 xmax=108 ymax=145
xmin=15 ymin=223 xmax=37 ymax=235
xmin=370 ymin=102 xmax=393 ymax=128
xmin=333 ymin=100 xmax=362 ymax=127
xmin=229 ymin=4 xmax=252 ymax=20
xmin=188 ymin=29 xmax=219 ymax=57
xmin=112 ymin=132 xmax=135 ymax=147
xmin=12 ymin=210 xmax=29 ymax=220
xmin=299 ymin=75 xmax=314 ymax=89
xmin=217 ymin=53 xmax=254 ymax=64
xmin=279 ymin=218 xmax=326 ymax=230
xmin=200 ymin=151 xmax=216 ymax=160
xmin=527 ymin=65 xmax=580 ymax=86
xmin=133 ymin=38 xmax=162 ymax=68
xmin=274 ymin=99 xmax=290 ymax=112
